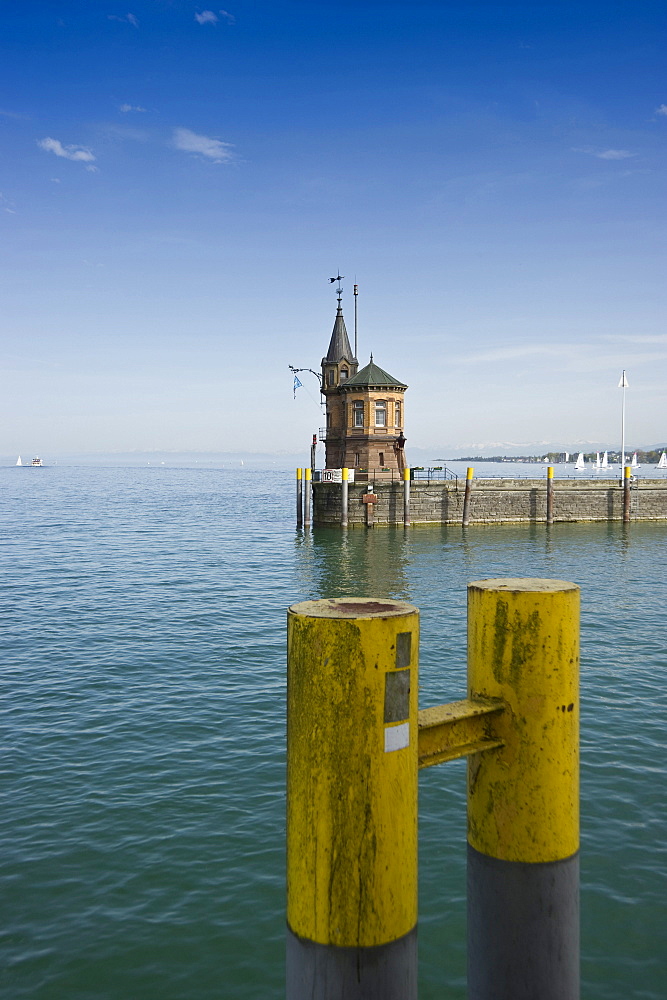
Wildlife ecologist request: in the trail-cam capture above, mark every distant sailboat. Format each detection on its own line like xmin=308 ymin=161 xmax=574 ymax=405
xmin=564 ymin=451 xmax=569 ymax=463
xmin=601 ymin=451 xmax=611 ymax=470
xmin=595 ymin=452 xmax=601 ymax=469
xmin=631 ymin=452 xmax=640 ymax=469
xmin=658 ymin=451 xmax=667 ymax=469
xmin=16 ymin=455 xmax=22 ymax=466
xmin=574 ymin=453 xmax=585 ymax=471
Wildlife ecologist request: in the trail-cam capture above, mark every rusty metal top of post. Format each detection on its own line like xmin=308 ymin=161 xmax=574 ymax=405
xmin=469 ymin=578 xmax=579 ymax=594
xmin=289 ymin=597 xmax=418 ymax=619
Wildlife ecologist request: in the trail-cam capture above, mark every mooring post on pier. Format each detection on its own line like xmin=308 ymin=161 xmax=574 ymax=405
xmin=462 ymin=466 xmax=474 ymax=526
xmin=363 ymin=490 xmax=377 ymax=527
xmin=623 ymin=465 xmax=631 ymax=522
xmin=303 ymin=467 xmax=311 ymax=527
xmin=547 ymin=465 xmax=554 ymax=524
xmin=295 ymin=468 xmax=303 ymax=529
xmin=340 ymin=467 xmax=349 ymax=528
xmin=403 ymin=466 xmax=411 ymax=526
xmin=466 ymin=578 xmax=580 ymax=1000
xmin=286 ymin=598 xmax=419 ymax=1000
xmin=285 ymin=580 xmax=581 ymax=998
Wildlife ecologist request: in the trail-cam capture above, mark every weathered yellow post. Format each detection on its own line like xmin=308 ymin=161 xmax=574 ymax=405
xmin=466 ymin=579 xmax=580 ymax=1000
xmin=462 ymin=466 xmax=474 ymax=526
xmin=623 ymin=464 xmax=632 ymax=522
xmin=295 ymin=467 xmax=303 ymax=529
xmin=403 ymin=466 xmax=411 ymax=526
xmin=287 ymin=598 xmax=419 ymax=1000
xmin=341 ymin=467 xmax=349 ymax=528
xmin=303 ymin=467 xmax=312 ymax=527
xmin=546 ymin=465 xmax=554 ymax=524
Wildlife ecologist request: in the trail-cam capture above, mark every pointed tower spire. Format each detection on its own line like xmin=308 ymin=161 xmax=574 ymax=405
xmin=325 ymin=274 xmax=354 ymax=362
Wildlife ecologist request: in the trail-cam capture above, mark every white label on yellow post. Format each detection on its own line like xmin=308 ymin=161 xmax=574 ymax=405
xmin=385 ymin=722 xmax=410 ymax=752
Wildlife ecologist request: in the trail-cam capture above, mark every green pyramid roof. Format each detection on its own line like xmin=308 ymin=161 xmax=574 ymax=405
xmin=343 ymin=357 xmax=407 ymax=389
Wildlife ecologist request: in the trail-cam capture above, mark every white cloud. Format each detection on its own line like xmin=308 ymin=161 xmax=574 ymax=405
xmin=172 ymin=127 xmax=234 ymax=162
xmin=573 ymin=146 xmax=635 ymax=161
xmin=108 ymin=13 xmax=139 ymax=27
xmin=454 ymin=339 xmax=667 ymax=374
xmin=602 ymin=334 xmax=667 ymax=345
xmin=656 ymin=104 xmax=667 ymax=116
xmin=195 ymin=9 xmax=235 ymax=24
xmin=195 ymin=10 xmax=218 ymax=24
xmin=456 ymin=344 xmax=563 ymax=364
xmin=597 ymin=149 xmax=634 ymax=160
xmin=38 ymin=137 xmax=96 ymax=163
xmin=1 ymin=192 xmax=16 ymax=214
xmin=119 ymin=103 xmax=146 ymax=113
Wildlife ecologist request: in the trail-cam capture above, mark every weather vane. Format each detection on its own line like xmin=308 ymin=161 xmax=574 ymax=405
xmin=329 ymin=273 xmax=344 ymax=308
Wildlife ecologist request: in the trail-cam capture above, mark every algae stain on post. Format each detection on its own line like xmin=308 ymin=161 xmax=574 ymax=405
xmin=286 ymin=597 xmax=419 ymax=1000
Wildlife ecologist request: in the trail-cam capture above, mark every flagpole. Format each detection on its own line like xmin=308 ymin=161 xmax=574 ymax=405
xmin=618 ymin=370 xmax=628 ymax=468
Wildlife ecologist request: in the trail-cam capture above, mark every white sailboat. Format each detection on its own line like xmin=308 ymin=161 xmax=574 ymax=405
xmin=574 ymin=453 xmax=585 ymax=471
xmin=658 ymin=451 xmax=667 ymax=469
xmin=16 ymin=455 xmax=22 ymax=466
xmin=595 ymin=452 xmax=601 ymax=470
xmin=601 ymin=451 xmax=611 ymax=470
xmin=631 ymin=452 xmax=640 ymax=469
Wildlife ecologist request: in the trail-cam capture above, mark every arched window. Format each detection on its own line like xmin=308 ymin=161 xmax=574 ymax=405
xmin=375 ymin=401 xmax=386 ymax=428
xmin=353 ymin=401 xmax=364 ymax=427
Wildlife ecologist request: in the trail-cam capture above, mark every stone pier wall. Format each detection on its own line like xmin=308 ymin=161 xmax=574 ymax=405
xmin=312 ymin=478 xmax=667 ymax=527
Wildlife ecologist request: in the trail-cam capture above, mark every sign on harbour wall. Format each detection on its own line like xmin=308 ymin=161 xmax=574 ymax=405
xmin=320 ymin=469 xmax=355 ymax=483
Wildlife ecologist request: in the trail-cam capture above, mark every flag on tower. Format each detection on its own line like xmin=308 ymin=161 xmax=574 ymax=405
xmin=293 ymin=375 xmax=303 ymax=399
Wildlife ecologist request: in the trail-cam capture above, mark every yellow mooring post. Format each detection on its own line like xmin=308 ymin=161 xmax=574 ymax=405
xmin=623 ymin=464 xmax=632 ymax=522
xmin=286 ymin=598 xmax=419 ymax=1000
xmin=466 ymin=579 xmax=580 ymax=1000
xmin=296 ymin=468 xmax=303 ymax=529
xmin=546 ymin=465 xmax=555 ymax=524
xmin=462 ymin=466 xmax=474 ymax=526
xmin=303 ymin=467 xmax=312 ymax=527
xmin=403 ymin=466 xmax=411 ymax=526
xmin=340 ymin=467 xmax=349 ymax=528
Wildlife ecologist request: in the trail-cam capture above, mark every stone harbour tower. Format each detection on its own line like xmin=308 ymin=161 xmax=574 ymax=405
xmin=321 ymin=281 xmax=407 ymax=479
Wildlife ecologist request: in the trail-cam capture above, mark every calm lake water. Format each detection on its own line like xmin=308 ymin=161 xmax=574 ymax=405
xmin=2 ymin=466 xmax=665 ymax=999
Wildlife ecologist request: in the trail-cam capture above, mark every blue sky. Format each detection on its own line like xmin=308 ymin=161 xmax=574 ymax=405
xmin=1 ymin=0 xmax=665 ymax=458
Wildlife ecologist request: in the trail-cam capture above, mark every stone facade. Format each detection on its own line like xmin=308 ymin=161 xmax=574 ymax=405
xmin=325 ymin=388 xmax=407 ymax=474
xmin=312 ymin=478 xmax=667 ymax=527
